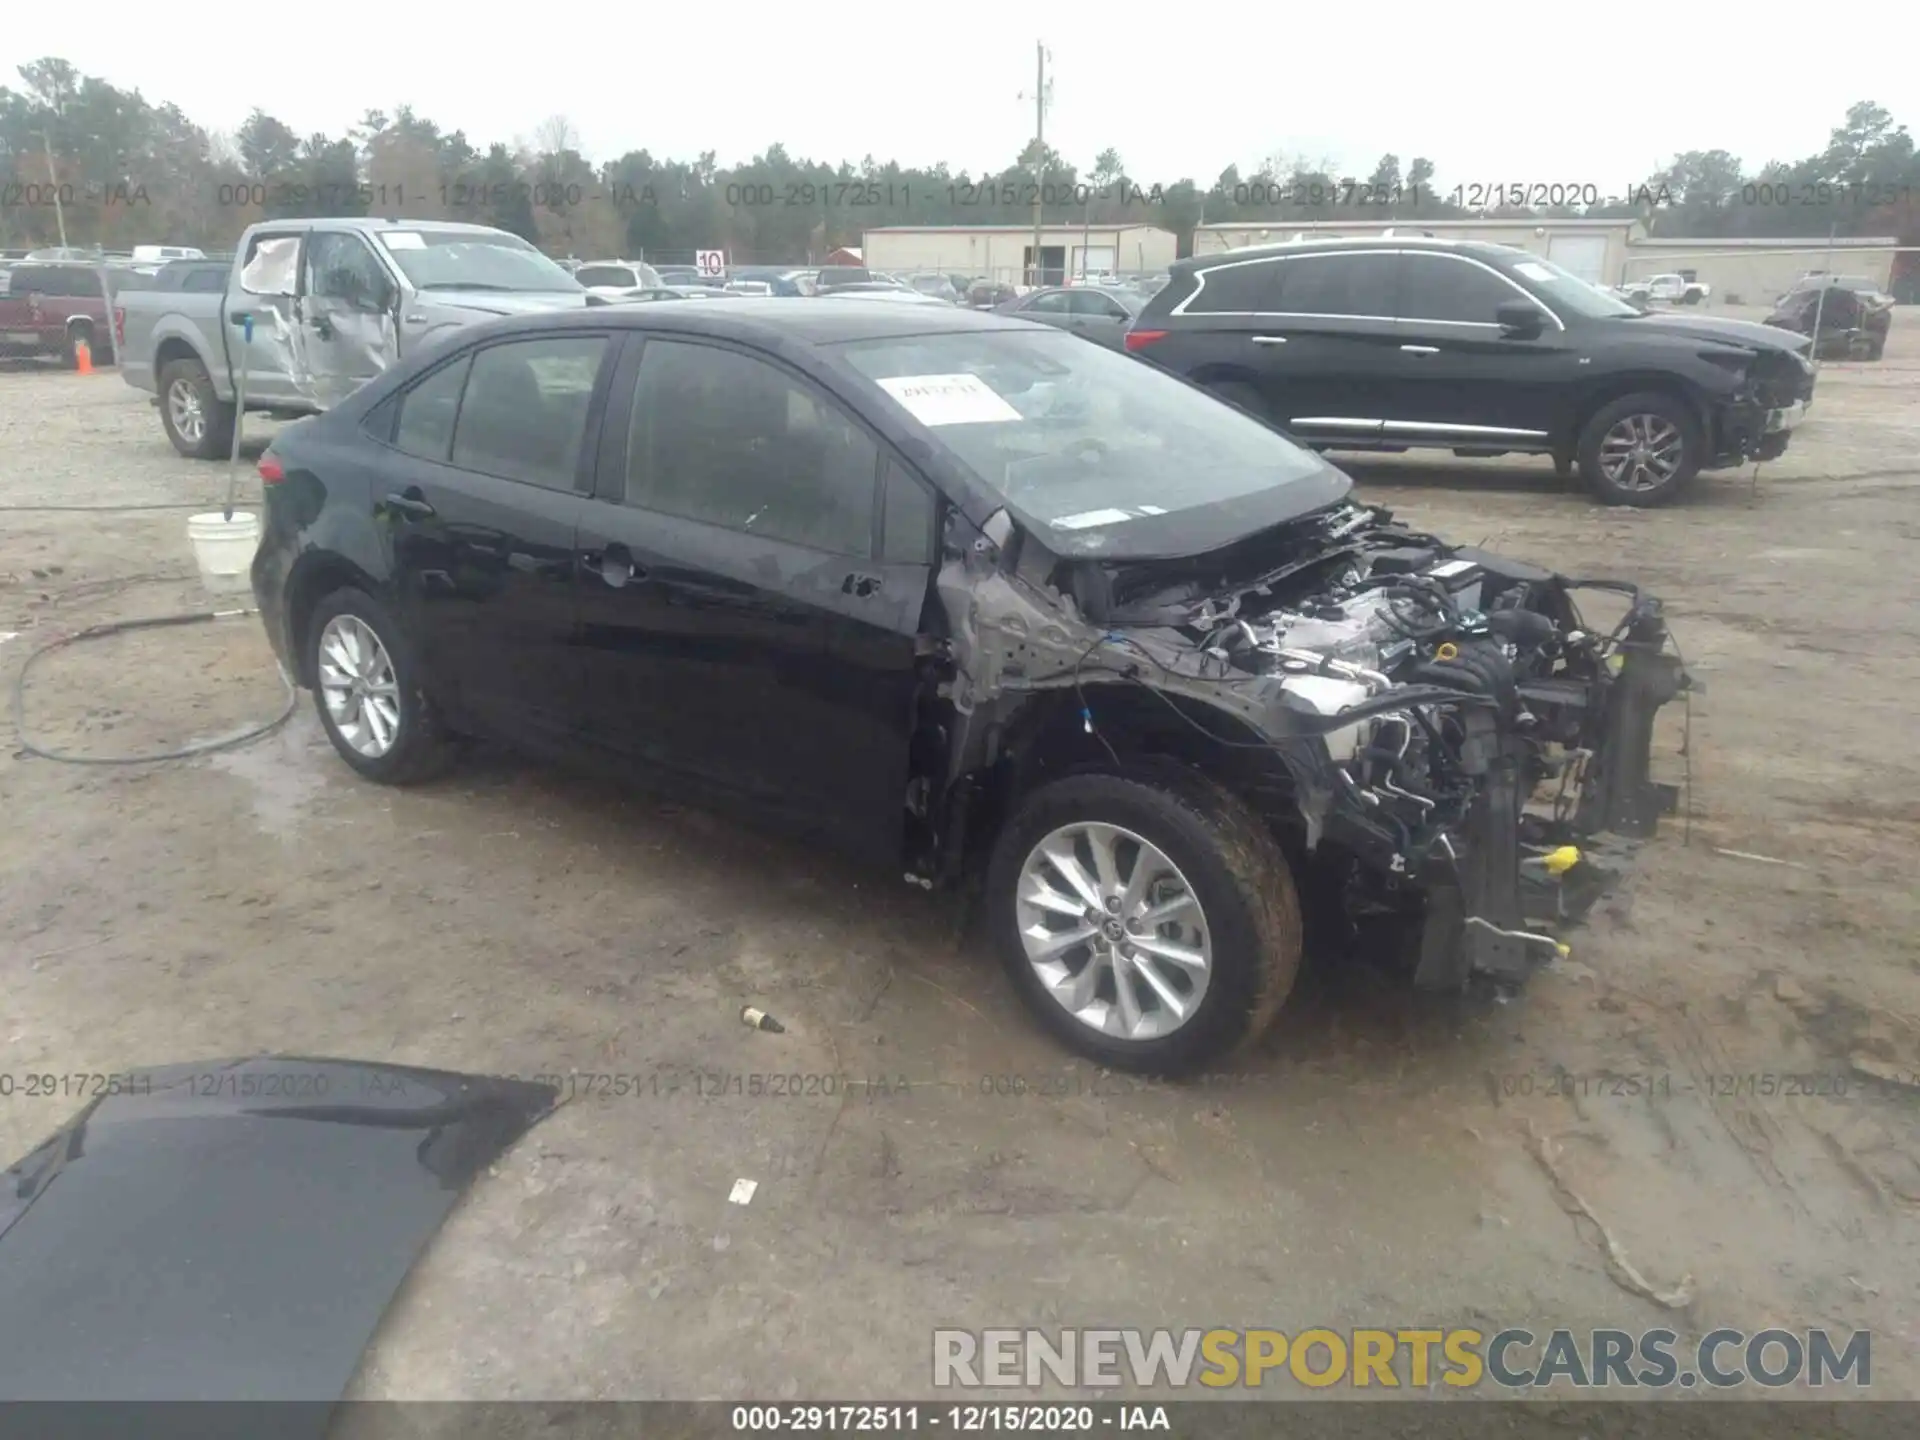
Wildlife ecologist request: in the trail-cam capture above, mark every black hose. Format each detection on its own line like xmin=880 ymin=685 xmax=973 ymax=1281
xmin=11 ymin=609 xmax=298 ymax=765
xmin=0 ymin=502 xmax=237 ymax=513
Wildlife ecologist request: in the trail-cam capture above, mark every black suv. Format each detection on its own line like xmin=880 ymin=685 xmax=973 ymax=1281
xmin=1127 ymin=239 xmax=1817 ymax=506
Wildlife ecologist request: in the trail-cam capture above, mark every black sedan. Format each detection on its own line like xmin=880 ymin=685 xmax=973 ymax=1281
xmin=993 ymin=285 xmax=1143 ymax=350
xmin=251 ymin=300 xmax=1686 ymax=1072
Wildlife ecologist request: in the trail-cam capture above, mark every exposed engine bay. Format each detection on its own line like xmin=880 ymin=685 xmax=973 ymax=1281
xmin=922 ymin=499 xmax=1692 ymax=992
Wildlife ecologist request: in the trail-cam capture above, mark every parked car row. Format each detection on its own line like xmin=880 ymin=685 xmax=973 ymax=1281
xmin=248 ymin=294 xmax=1692 ymax=1072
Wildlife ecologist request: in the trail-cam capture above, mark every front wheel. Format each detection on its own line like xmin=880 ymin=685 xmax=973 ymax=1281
xmin=1576 ymin=392 xmax=1703 ymax=507
xmin=306 ymin=588 xmax=455 ymax=785
xmin=985 ymin=772 xmax=1302 ymax=1074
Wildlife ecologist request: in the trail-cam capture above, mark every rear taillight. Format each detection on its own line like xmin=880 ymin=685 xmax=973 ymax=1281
xmin=258 ymin=453 xmax=285 ymax=484
xmin=1124 ymin=329 xmax=1167 ymax=353
xmin=113 ymin=306 xmax=126 ymax=349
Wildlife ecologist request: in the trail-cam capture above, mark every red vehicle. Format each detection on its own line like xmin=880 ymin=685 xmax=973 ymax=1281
xmin=0 ymin=261 xmax=131 ymax=367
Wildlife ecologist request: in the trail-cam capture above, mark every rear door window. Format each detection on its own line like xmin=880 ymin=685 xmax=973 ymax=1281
xmin=450 ymin=335 xmax=608 ymax=490
xmin=1025 ymin=291 xmax=1071 ymax=314
xmin=1396 ymin=254 xmax=1518 ymax=325
xmin=1271 ymin=253 xmax=1398 ymax=318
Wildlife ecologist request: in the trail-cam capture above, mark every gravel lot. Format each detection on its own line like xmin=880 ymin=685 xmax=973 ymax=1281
xmin=3 ymin=313 xmax=1918 ymax=1402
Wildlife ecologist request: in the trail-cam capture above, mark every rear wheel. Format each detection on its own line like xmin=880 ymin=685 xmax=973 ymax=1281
xmin=306 ymin=588 xmax=455 ymax=785
xmin=986 ymin=771 xmax=1302 ymax=1074
xmin=1577 ymin=392 xmax=1703 ymax=507
xmin=158 ymin=357 xmax=236 ymax=460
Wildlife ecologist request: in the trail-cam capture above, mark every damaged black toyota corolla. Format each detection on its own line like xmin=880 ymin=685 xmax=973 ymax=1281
xmin=252 ymin=300 xmax=1689 ymax=1072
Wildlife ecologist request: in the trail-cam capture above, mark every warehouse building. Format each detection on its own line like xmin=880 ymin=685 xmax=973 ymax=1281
xmin=1193 ymin=218 xmax=1905 ymax=304
xmin=861 ymin=224 xmax=1178 ymax=285
xmin=1193 ymin=218 xmax=1643 ymax=285
xmin=1620 ymin=236 xmax=1900 ymax=305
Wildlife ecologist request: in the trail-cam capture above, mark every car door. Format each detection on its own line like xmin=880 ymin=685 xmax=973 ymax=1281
xmin=574 ymin=334 xmax=929 ymax=860
xmin=229 ymin=230 xmax=310 ymax=405
xmin=375 ymin=330 xmax=615 ymax=746
xmin=1195 ymin=250 xmax=1401 ymax=443
xmin=1063 ymin=288 xmax=1134 ymax=349
xmin=1381 ymin=252 xmax=1580 ymax=444
xmin=297 ymin=230 xmax=400 ymax=407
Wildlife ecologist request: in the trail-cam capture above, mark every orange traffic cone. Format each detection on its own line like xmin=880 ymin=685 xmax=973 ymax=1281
xmin=73 ymin=338 xmax=93 ymax=375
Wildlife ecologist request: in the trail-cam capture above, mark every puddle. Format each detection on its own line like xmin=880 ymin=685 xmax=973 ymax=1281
xmin=207 ymin=714 xmax=329 ymax=839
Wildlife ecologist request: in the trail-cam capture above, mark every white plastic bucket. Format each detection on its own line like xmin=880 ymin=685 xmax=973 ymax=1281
xmin=187 ymin=511 xmax=262 ymax=594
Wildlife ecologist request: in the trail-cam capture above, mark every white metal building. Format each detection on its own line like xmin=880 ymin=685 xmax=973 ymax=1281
xmin=861 ymin=224 xmax=1178 ymax=284
xmin=1193 ymin=218 xmax=1644 ymax=285
xmin=1620 ymin=236 xmax=1899 ymax=305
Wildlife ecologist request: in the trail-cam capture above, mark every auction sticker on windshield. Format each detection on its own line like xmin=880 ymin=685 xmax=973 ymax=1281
xmin=381 ymin=231 xmax=427 ymax=249
xmin=876 ymin=373 xmax=1023 ymax=427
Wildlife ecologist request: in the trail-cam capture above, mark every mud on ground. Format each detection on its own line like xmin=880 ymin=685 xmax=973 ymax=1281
xmin=1 ymin=325 xmax=1917 ymax=1401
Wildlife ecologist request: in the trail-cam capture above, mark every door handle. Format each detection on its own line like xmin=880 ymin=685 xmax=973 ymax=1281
xmin=1400 ymin=344 xmax=1440 ymax=355
xmin=1250 ymin=335 xmax=1288 ymax=346
xmin=310 ymin=315 xmax=334 ymax=339
xmin=383 ymin=492 xmax=435 ymax=520
xmin=841 ymin=572 xmax=883 ymax=599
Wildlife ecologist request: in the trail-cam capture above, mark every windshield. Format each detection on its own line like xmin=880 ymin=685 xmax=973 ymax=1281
xmin=1505 ymin=255 xmax=1640 ymax=319
xmin=837 ymin=328 xmax=1347 ymax=556
xmin=377 ymin=231 xmax=582 ymax=293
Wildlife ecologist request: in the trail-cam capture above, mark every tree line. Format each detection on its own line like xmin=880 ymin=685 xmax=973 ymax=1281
xmin=2 ymin=57 xmax=1915 ymax=264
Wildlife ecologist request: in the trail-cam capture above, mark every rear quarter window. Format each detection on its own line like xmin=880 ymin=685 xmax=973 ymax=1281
xmin=1182 ymin=259 xmax=1281 ymax=314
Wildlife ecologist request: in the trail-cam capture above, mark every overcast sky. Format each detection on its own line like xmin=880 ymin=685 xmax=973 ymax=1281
xmin=4 ymin=5 xmax=1883 ymax=189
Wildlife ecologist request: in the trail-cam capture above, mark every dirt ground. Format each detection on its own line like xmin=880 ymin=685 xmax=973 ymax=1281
xmin=2 ymin=310 xmax=1918 ymax=1404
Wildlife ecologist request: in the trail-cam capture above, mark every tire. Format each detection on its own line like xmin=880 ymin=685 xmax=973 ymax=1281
xmin=305 ymin=587 xmax=455 ymax=785
xmin=158 ymin=357 xmax=237 ymax=460
xmin=985 ymin=770 xmax=1302 ymax=1075
xmin=1576 ymin=391 xmax=1703 ymax=508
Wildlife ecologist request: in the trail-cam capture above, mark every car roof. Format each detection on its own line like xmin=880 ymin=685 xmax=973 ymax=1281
xmin=495 ymin=296 xmax=1035 ymax=345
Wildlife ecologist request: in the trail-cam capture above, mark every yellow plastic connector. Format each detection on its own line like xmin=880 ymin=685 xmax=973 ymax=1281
xmin=1435 ymin=641 xmax=1461 ymax=661
xmin=1555 ymin=942 xmax=1572 ymax=960
xmin=1543 ymin=845 xmax=1582 ymax=876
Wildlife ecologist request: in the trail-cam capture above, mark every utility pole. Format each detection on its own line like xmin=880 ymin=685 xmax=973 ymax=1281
xmin=41 ymin=129 xmax=70 ymax=252
xmin=1028 ymin=43 xmax=1049 ymax=288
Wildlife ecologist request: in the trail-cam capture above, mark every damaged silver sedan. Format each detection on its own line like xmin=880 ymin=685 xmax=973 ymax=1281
xmin=250 ymin=302 xmax=1689 ymax=1073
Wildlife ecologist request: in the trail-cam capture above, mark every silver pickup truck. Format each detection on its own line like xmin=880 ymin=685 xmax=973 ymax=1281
xmin=117 ymin=217 xmax=603 ymax=458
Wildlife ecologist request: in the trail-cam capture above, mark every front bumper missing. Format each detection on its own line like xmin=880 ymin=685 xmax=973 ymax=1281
xmin=1765 ymin=399 xmax=1807 ymax=434
xmin=1408 ymin=614 xmax=1690 ymax=993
